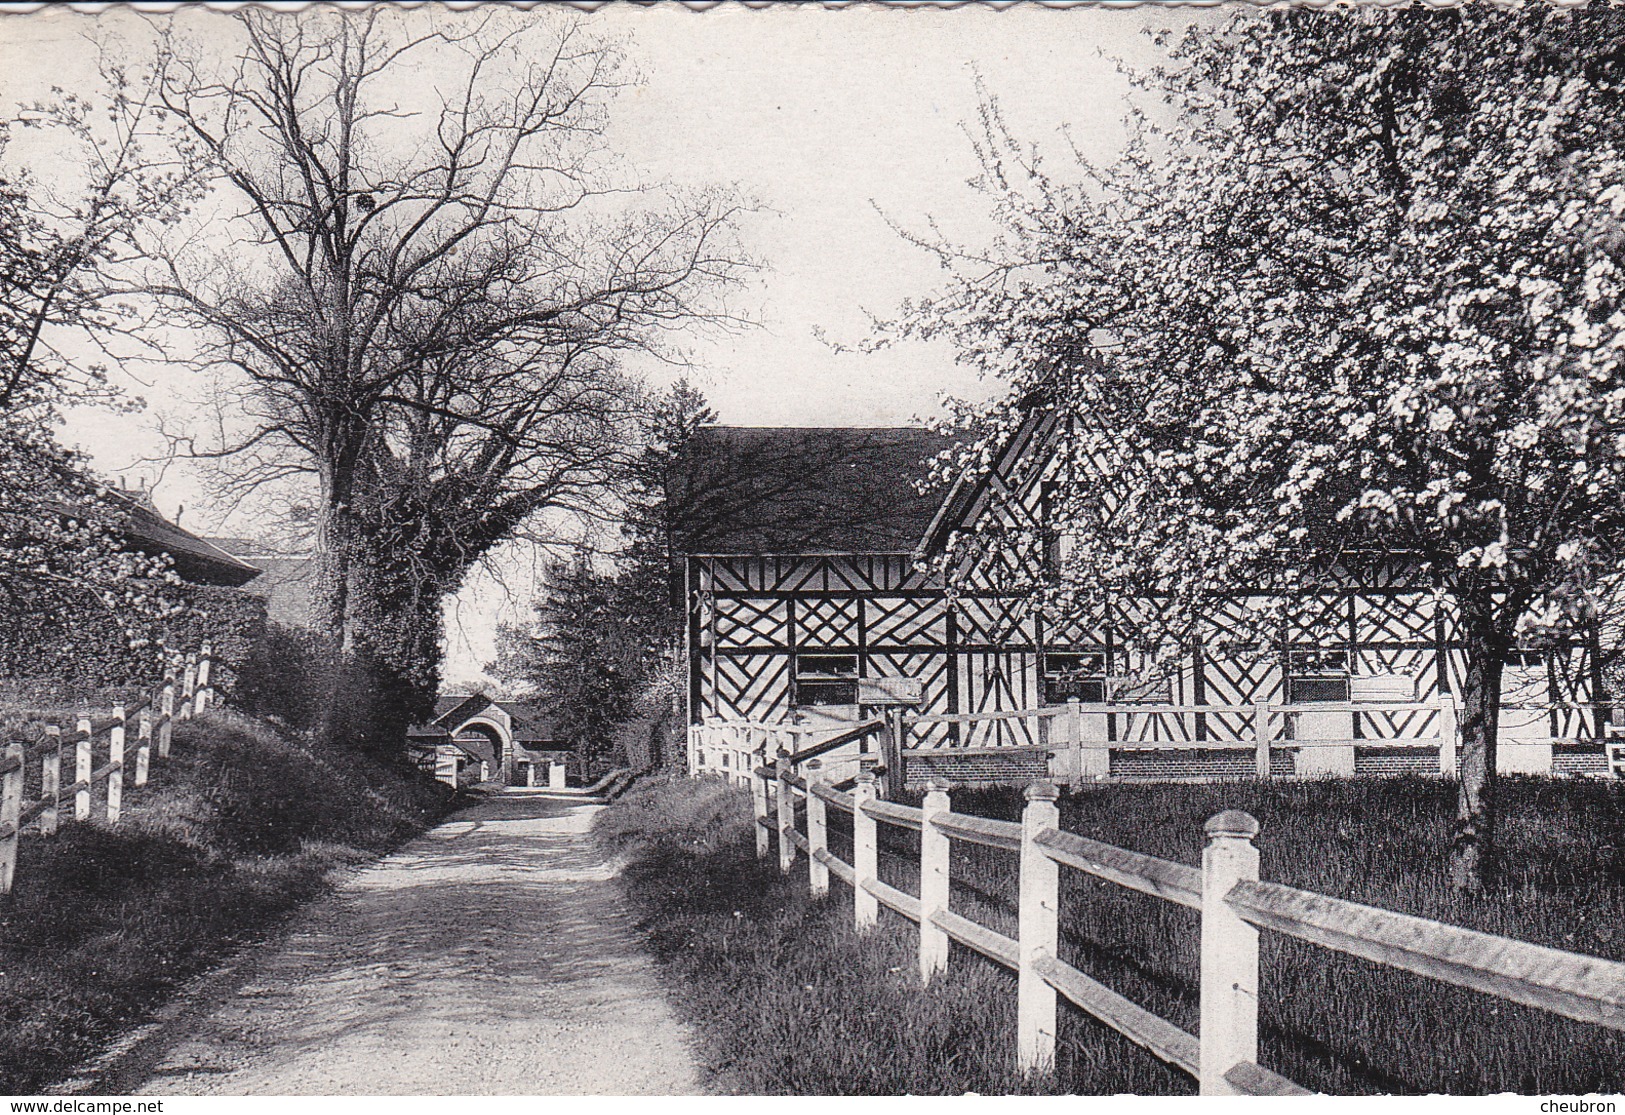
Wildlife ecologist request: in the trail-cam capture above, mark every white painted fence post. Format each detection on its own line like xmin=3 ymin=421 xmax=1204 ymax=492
xmin=1 ymin=740 xmax=23 ymax=894
xmin=852 ymin=771 xmax=879 ymax=934
xmin=919 ymin=779 xmax=952 ymax=984
xmin=1439 ymin=695 xmax=1458 ymax=778
xmin=195 ymin=644 xmax=213 ymax=714
xmin=1017 ymin=781 xmax=1061 ymax=1073
xmin=181 ymin=656 xmax=198 ymax=722
xmin=106 ymin=706 xmax=125 ymax=825
xmin=751 ymin=748 xmax=771 ymax=860
xmin=805 ymin=759 xmax=829 ymax=898
xmin=158 ymin=680 xmax=175 ymax=759
xmin=40 ymin=725 xmax=60 ymax=837
xmin=1049 ymin=701 xmax=1081 ymax=785
xmin=776 ymin=756 xmax=796 ymax=874
xmin=1200 ymin=810 xmax=1261 ymax=1095
xmin=135 ymin=707 xmax=152 ymax=787
xmin=75 ymin=716 xmax=92 ymax=821
xmin=1253 ymin=702 xmax=1272 ymax=779
xmin=1067 ymin=697 xmax=1084 ymax=783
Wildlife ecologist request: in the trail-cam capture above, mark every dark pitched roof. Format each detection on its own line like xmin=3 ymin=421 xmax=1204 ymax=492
xmin=671 ymin=426 xmax=956 ymax=555
xmin=110 ymin=492 xmax=262 ymax=587
xmin=433 ymin=692 xmax=494 ymax=728
xmin=500 ymin=697 xmax=562 ymax=744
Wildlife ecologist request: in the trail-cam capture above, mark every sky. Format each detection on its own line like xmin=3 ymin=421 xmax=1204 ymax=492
xmin=0 ymin=3 xmax=1198 ymax=686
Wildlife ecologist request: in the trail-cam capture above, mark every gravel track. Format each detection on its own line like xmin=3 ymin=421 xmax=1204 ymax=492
xmin=91 ymin=790 xmax=705 ymax=1096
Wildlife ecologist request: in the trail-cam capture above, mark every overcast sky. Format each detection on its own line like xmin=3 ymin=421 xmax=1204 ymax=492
xmin=0 ymin=3 xmax=1198 ymax=685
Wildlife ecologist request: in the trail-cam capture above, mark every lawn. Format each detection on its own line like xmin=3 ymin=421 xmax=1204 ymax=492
xmin=0 ymin=709 xmax=456 ymax=1095
xmin=599 ymin=772 xmax=1625 ymax=1095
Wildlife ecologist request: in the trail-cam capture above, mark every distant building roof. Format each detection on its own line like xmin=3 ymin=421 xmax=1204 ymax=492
xmin=408 ymin=693 xmax=566 ymax=747
xmin=110 ymin=492 xmax=262 ymax=587
xmin=671 ymin=426 xmax=955 ymax=555
xmin=204 ymin=538 xmax=311 ymax=625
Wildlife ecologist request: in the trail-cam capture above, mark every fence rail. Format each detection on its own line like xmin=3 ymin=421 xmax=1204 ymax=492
xmin=749 ymin=760 xmax=1625 ymax=1095
xmin=694 ymin=695 xmax=1621 ymax=789
xmin=0 ymin=645 xmax=213 ymax=895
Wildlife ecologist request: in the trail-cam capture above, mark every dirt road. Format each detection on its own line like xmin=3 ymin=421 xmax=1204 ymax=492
xmin=89 ymin=790 xmax=706 ymax=1096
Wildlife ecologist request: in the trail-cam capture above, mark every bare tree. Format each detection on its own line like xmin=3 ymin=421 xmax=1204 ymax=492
xmin=136 ymin=8 xmax=750 ymax=646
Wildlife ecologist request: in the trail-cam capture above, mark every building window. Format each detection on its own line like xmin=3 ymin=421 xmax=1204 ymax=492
xmin=1042 ymin=651 xmax=1107 ymax=704
xmin=1504 ymin=649 xmax=1546 ymax=669
xmin=1286 ymin=648 xmax=1351 ymax=703
xmin=1108 ymin=674 xmax=1175 ymax=705
xmin=794 ymin=653 xmax=859 ymax=706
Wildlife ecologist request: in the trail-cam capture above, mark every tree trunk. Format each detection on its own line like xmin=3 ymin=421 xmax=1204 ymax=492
xmin=309 ymin=473 xmax=357 ymax=644
xmin=310 ymin=454 xmax=364 ymax=747
xmin=1451 ymin=589 xmax=1509 ymax=894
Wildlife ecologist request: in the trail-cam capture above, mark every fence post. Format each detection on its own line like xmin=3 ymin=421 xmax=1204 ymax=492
xmin=180 ymin=656 xmax=197 ymax=722
xmin=1253 ymin=702 xmax=1272 ymax=779
xmin=159 ymin=679 xmax=175 ymax=759
xmin=1017 ymin=780 xmax=1061 ymax=1073
xmin=107 ymin=706 xmax=125 ymax=825
xmin=41 ymin=725 xmax=60 ymax=837
xmin=751 ymin=746 xmax=771 ymax=860
xmin=1 ymin=740 xmax=23 ymax=894
xmin=75 ymin=716 xmax=92 ymax=821
xmin=919 ymin=779 xmax=952 ymax=984
xmin=1068 ymin=697 xmax=1084 ymax=783
xmin=776 ymin=756 xmax=796 ymax=874
xmin=135 ymin=707 xmax=153 ymax=787
xmin=1439 ymin=695 xmax=1458 ymax=778
xmin=195 ymin=643 xmax=213 ymax=715
xmin=805 ymin=759 xmax=829 ymax=898
xmin=852 ymin=771 xmax=879 ymax=934
xmin=1200 ymin=810 xmax=1261 ymax=1095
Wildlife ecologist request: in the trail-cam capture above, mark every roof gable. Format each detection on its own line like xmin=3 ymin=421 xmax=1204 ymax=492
xmin=916 ymin=404 xmax=1066 ymax=562
xmin=433 ymin=692 xmax=496 ymax=727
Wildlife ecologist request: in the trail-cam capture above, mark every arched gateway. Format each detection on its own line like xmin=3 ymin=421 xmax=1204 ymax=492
xmin=407 ymin=694 xmax=571 ymax=788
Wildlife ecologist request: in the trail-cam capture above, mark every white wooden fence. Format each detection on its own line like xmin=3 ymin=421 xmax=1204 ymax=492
xmin=0 ymin=645 xmax=213 ymax=895
xmin=694 ymin=693 xmax=1618 ymax=789
xmin=751 ymin=761 xmax=1625 ymax=1095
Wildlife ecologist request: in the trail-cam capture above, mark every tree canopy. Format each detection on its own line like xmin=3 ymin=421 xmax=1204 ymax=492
xmin=141 ymin=8 xmax=750 ymax=661
xmin=489 ymin=379 xmax=714 ymax=768
xmin=895 ymin=2 xmax=1625 ymax=889
xmin=0 ymin=52 xmax=199 ymax=681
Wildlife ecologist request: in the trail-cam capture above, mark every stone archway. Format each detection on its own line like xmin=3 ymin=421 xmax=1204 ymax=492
xmin=450 ymin=717 xmax=512 ymax=784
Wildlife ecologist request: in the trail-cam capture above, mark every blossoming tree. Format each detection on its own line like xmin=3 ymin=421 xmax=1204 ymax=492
xmin=897 ymin=4 xmax=1625 ymax=890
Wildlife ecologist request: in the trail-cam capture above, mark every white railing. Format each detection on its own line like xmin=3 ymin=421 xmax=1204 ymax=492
xmin=693 ymin=695 xmax=1616 ymax=792
xmin=902 ymin=697 xmax=1615 ymax=782
xmin=753 ymin=762 xmax=1625 ymax=1095
xmin=1 ymin=645 xmax=213 ymax=895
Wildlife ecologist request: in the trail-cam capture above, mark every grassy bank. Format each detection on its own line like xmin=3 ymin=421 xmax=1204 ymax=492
xmin=601 ymin=773 xmax=1625 ymax=1095
xmin=598 ymin=777 xmax=1075 ymax=1095
xmin=0 ymin=710 xmax=455 ymax=1095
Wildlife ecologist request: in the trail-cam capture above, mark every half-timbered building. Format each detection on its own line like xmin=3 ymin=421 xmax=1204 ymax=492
xmin=678 ymin=411 xmax=1608 ymax=781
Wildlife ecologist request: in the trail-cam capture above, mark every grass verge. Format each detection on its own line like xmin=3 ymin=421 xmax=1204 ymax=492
xmin=599 ymin=775 xmax=1134 ymax=1095
xmin=0 ymin=709 xmax=456 ymax=1095
xmin=600 ymin=773 xmax=1625 ymax=1095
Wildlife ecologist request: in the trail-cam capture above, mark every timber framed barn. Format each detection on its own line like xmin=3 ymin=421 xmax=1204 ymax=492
xmin=674 ymin=409 xmax=1609 ymax=781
